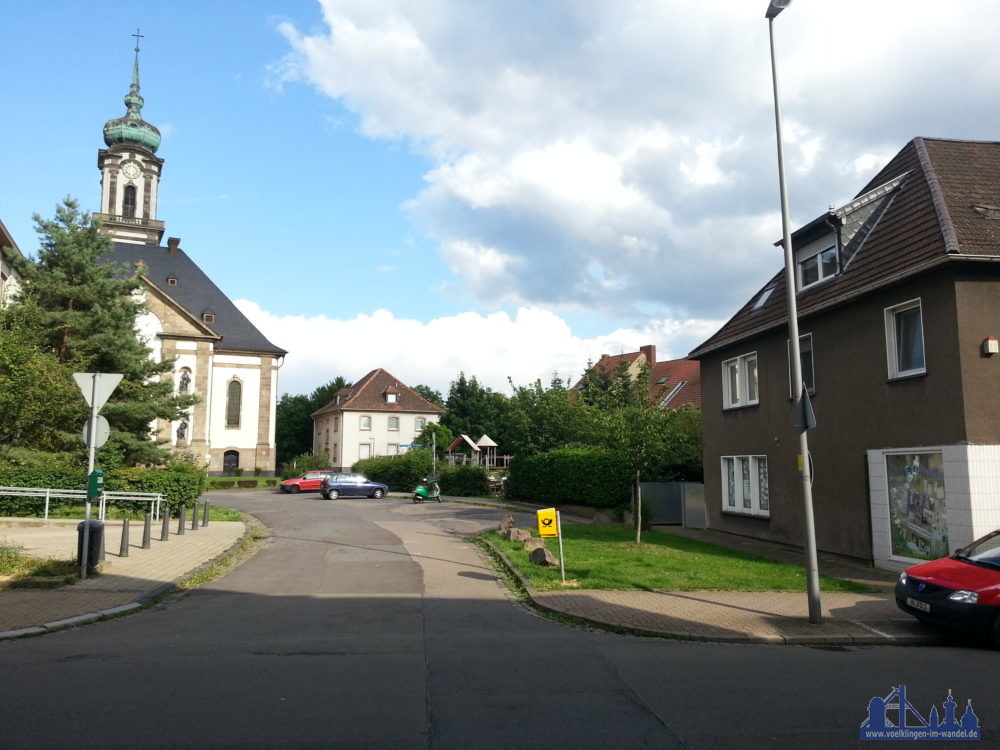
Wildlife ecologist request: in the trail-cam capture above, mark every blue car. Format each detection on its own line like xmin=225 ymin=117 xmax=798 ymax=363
xmin=320 ymin=473 xmax=388 ymax=500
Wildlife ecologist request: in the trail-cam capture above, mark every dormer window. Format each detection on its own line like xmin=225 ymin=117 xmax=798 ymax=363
xmin=202 ymin=312 xmax=215 ymax=324
xmin=167 ymin=276 xmax=178 ymax=287
xmin=798 ymin=245 xmax=837 ymax=289
xmin=386 ymin=393 xmax=398 ymax=404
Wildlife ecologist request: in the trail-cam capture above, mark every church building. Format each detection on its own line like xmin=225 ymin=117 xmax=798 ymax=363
xmin=96 ymin=39 xmax=286 ymax=475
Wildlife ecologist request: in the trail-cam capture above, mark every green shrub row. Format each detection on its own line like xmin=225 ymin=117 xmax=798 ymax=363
xmin=352 ymin=451 xmax=489 ymax=497
xmin=438 ymin=464 xmax=490 ymax=497
xmin=206 ymin=478 xmax=279 ymax=490
xmin=353 ymin=451 xmax=433 ymax=492
xmin=0 ymin=467 xmax=206 ymax=516
xmin=505 ymin=446 xmax=631 ymax=508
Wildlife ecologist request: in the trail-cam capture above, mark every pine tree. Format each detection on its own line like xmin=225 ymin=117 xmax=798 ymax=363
xmin=17 ymin=198 xmax=197 ymax=465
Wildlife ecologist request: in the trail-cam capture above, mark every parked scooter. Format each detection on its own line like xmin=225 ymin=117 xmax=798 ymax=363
xmin=412 ymin=476 xmax=441 ymax=503
xmin=412 ymin=432 xmax=442 ymax=504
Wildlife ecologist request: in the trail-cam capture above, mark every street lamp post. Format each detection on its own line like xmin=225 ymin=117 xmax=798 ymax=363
xmin=766 ymin=0 xmax=822 ymax=623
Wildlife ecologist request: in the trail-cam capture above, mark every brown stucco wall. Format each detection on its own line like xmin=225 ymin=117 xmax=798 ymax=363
xmin=702 ymin=269 xmax=967 ymax=561
xmin=954 ymin=264 xmax=1000 ymax=443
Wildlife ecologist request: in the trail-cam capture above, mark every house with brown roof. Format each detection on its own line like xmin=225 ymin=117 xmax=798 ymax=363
xmin=690 ymin=137 xmax=1000 ymax=570
xmin=575 ymin=345 xmax=701 ymax=408
xmin=311 ymin=368 xmax=444 ymax=472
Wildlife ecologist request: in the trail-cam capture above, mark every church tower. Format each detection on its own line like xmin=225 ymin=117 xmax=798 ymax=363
xmin=94 ymin=32 xmax=165 ymax=246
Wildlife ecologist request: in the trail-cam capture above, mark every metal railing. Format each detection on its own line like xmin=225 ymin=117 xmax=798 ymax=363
xmin=0 ymin=486 xmax=164 ymax=521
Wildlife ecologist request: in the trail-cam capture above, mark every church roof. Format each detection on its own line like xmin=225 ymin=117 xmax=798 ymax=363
xmin=105 ymin=240 xmax=286 ymax=355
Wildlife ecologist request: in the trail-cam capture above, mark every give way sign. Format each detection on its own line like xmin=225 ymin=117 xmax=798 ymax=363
xmin=72 ymin=373 xmax=124 ymax=412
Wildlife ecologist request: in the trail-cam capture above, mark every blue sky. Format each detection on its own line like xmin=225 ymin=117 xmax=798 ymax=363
xmin=4 ymin=1 xmax=1000 ymax=397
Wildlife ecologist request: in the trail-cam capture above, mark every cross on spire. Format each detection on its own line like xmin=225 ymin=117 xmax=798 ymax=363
xmin=132 ymin=28 xmax=144 ymax=53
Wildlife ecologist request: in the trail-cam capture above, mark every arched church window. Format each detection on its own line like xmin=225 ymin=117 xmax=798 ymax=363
xmin=123 ymin=185 xmax=137 ymax=218
xmin=226 ymin=379 xmax=242 ymax=428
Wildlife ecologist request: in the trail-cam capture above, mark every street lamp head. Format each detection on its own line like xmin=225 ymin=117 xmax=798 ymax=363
xmin=765 ymin=0 xmax=792 ymax=19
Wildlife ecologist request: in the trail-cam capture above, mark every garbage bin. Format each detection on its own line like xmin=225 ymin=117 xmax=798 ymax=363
xmin=77 ymin=520 xmax=105 ymax=568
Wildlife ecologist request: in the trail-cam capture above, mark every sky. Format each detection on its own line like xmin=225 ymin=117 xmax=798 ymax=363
xmin=4 ymin=0 xmax=1000 ymax=398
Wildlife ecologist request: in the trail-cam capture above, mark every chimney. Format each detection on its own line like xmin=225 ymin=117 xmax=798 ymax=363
xmin=167 ymin=237 xmax=181 ymax=255
xmin=640 ymin=344 xmax=656 ymax=365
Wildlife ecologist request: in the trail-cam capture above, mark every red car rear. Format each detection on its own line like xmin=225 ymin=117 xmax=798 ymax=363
xmin=279 ymin=470 xmax=334 ymax=494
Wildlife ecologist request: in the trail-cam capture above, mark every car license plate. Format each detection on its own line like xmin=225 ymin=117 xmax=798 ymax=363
xmin=907 ymin=597 xmax=930 ymax=613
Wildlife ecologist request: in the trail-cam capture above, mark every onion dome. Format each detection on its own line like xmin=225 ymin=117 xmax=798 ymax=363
xmin=103 ymin=34 xmax=161 ymax=154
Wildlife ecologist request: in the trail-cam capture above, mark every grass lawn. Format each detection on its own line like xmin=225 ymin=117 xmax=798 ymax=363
xmin=23 ymin=503 xmax=244 ymax=522
xmin=484 ymin=524 xmax=874 ymax=593
xmin=0 ymin=542 xmax=78 ymax=584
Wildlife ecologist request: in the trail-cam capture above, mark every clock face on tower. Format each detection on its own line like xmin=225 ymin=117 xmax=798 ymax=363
xmin=121 ymin=161 xmax=141 ymax=180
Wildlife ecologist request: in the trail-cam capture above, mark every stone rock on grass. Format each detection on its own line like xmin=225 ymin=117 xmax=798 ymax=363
xmin=523 ymin=538 xmax=545 ymax=553
xmin=508 ymin=527 xmax=532 ymax=542
xmin=529 ymin=547 xmax=559 ymax=567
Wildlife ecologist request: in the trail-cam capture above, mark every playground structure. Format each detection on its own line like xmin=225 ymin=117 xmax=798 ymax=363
xmin=444 ymin=434 xmax=511 ymax=469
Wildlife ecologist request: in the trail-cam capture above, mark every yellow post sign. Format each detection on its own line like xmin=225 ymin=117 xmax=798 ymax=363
xmin=537 ymin=507 xmax=558 ymax=538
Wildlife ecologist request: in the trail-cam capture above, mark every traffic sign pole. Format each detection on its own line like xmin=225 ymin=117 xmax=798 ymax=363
xmin=73 ymin=372 xmax=123 ymax=580
xmin=556 ymin=510 xmax=565 ymax=584
xmin=81 ymin=375 xmax=99 ymax=580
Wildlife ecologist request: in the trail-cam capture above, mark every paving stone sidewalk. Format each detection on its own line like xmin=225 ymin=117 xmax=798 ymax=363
xmin=0 ymin=518 xmax=246 ymax=639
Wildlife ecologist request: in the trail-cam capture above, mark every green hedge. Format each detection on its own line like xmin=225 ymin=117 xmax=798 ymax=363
xmin=353 ymin=451 xmax=432 ymax=492
xmin=505 ymin=447 xmax=631 ymax=508
xmin=0 ymin=467 xmax=206 ymax=516
xmin=351 ymin=453 xmax=489 ymax=497
xmin=439 ymin=465 xmax=489 ymax=497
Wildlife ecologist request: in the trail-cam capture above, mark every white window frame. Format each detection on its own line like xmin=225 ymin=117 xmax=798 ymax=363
xmin=388 ymin=416 xmax=400 ymax=431
xmin=359 ymin=415 xmax=372 ymax=430
xmin=787 ymin=333 xmax=815 ymax=396
xmin=415 ymin=417 xmax=426 ymax=432
xmin=722 ymin=352 xmax=758 ymax=409
xmin=386 ymin=393 xmax=398 ymax=404
xmin=885 ymin=299 xmax=926 ymax=379
xmin=797 ymin=245 xmax=838 ymax=290
xmin=721 ymin=455 xmax=769 ymax=518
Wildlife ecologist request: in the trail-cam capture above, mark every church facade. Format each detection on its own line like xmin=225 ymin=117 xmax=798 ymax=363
xmin=95 ymin=41 xmax=285 ymax=475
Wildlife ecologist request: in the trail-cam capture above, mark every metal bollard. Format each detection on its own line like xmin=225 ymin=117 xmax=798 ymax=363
xmin=201 ymin=502 xmax=210 ymax=527
xmin=98 ymin=525 xmax=106 ymax=562
xmin=178 ymin=505 xmax=186 ymax=535
xmin=161 ymin=510 xmax=170 ymax=542
xmin=142 ymin=512 xmax=152 ymax=549
xmin=118 ymin=517 xmax=130 ymax=558
xmin=190 ymin=502 xmax=199 ymax=531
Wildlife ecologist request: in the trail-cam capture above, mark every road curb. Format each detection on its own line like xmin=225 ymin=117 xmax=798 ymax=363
xmin=478 ymin=536 xmax=941 ymax=646
xmin=0 ymin=519 xmax=255 ymax=641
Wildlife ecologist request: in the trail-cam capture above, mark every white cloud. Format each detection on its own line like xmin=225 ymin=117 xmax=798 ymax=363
xmin=236 ymin=299 xmax=720 ymax=398
xmin=273 ymin=0 xmax=1000 ymax=327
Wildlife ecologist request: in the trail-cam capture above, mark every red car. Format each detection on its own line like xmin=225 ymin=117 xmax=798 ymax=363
xmin=279 ymin=470 xmax=335 ymax=494
xmin=895 ymin=529 xmax=1000 ymax=647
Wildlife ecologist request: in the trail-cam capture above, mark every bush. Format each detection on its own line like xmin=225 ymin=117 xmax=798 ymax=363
xmin=438 ymin=465 xmax=489 ymax=497
xmin=353 ymin=451 xmax=432 ymax=492
xmin=0 ymin=466 xmax=205 ymax=516
xmin=505 ymin=446 xmax=631 ymax=508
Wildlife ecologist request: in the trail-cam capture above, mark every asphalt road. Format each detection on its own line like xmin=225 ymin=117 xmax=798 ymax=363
xmin=0 ymin=491 xmax=996 ymax=749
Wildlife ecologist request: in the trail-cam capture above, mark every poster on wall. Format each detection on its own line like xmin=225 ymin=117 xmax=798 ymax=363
xmin=885 ymin=452 xmax=948 ymax=561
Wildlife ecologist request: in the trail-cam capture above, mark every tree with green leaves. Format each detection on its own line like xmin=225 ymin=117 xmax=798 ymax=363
xmin=11 ymin=198 xmax=197 ymax=465
xmin=0 ymin=298 xmax=82 ymax=458
xmin=442 ymin=372 xmax=505 ymax=438
xmin=411 ymin=384 xmax=444 ymax=407
xmin=275 ymin=376 xmax=352 ymax=467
